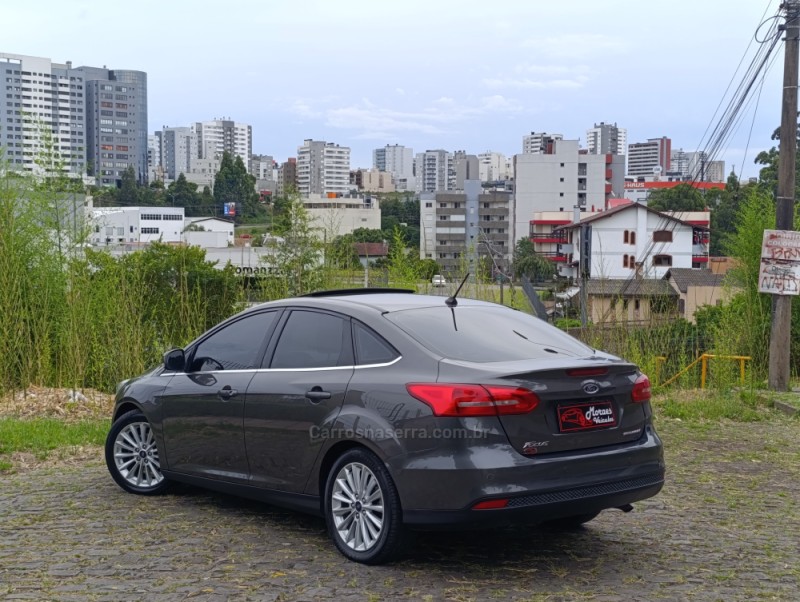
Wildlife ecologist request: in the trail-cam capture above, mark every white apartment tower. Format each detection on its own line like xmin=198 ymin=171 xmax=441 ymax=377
xmin=415 ymin=149 xmax=453 ymax=193
xmin=192 ymin=119 xmax=252 ymax=168
xmin=522 ymin=132 xmax=564 ymax=154
xmin=373 ymin=144 xmax=415 ymax=191
xmin=157 ymin=126 xmax=197 ymax=180
xmin=586 ymin=122 xmax=627 ymax=155
xmin=628 ymin=137 xmax=672 ymax=177
xmin=0 ymin=53 xmax=86 ymax=177
xmin=477 ymin=151 xmax=510 ymax=182
xmin=296 ymin=139 xmax=351 ymax=197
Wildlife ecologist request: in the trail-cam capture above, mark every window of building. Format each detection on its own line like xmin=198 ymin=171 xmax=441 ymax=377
xmin=653 ymin=254 xmax=672 ymax=267
xmin=623 ymin=299 xmax=629 ymax=310
xmin=623 ymin=254 xmax=629 ymax=268
xmin=425 ymin=202 xmax=432 ymax=208
xmin=141 ymin=227 xmax=160 ymax=234
xmin=630 ymin=231 xmax=636 ymax=245
xmin=653 ymin=230 xmax=673 ymax=243
xmin=624 ymin=230 xmax=629 ymax=244
xmin=634 ymin=299 xmax=641 ymax=311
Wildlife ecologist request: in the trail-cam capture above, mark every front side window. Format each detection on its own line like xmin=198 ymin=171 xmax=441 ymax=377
xmin=271 ymin=311 xmax=350 ymax=369
xmin=190 ymin=311 xmax=279 ymax=372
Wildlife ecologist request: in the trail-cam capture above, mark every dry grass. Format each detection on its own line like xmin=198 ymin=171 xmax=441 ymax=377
xmin=0 ymin=385 xmax=114 ymax=422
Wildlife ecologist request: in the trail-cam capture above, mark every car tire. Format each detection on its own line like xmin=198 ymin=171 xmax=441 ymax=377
xmin=105 ymin=410 xmax=170 ymax=496
xmin=541 ymin=511 xmax=600 ymax=530
xmin=324 ymin=448 xmax=405 ymax=565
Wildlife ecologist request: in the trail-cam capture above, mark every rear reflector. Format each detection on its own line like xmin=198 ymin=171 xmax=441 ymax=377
xmin=406 ymin=383 xmax=540 ymax=417
xmin=472 ymin=499 xmax=509 ymax=510
xmin=631 ymin=373 xmax=652 ymax=403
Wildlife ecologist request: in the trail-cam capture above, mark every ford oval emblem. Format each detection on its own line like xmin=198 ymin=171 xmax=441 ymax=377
xmin=583 ymin=382 xmax=601 ymax=395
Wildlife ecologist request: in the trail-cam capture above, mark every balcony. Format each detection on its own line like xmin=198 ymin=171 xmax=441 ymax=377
xmin=539 ymin=251 xmax=569 ymax=262
xmin=530 ymin=233 xmax=569 ymax=244
xmin=692 ymin=254 xmax=709 ymax=263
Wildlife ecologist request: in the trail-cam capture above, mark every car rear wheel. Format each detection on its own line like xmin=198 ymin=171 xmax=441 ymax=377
xmin=325 ymin=448 xmax=405 ymax=564
xmin=105 ymin=410 xmax=169 ymax=495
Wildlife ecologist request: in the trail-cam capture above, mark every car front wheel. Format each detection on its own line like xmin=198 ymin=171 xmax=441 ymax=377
xmin=105 ymin=410 xmax=169 ymax=495
xmin=325 ymin=448 xmax=405 ymax=564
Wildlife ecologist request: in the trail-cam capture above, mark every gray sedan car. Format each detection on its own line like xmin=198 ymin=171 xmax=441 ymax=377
xmin=105 ymin=290 xmax=664 ymax=564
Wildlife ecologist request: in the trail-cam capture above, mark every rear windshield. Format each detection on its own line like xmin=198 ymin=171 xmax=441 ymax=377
xmin=385 ymin=305 xmax=594 ymax=362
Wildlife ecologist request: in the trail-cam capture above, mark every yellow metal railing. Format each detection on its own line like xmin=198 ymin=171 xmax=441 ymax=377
xmin=655 ymin=353 xmax=751 ymax=389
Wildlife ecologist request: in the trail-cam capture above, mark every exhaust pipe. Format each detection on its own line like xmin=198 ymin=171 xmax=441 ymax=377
xmin=617 ymin=504 xmax=634 ymax=513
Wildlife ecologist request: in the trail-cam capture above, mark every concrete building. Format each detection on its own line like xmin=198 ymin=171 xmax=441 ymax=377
xmin=183 ymin=216 xmax=235 ymax=247
xmin=586 ymin=122 xmax=627 ymax=156
xmin=303 ymin=193 xmax=380 ymax=237
xmin=89 ymin=206 xmax=185 ymax=246
xmin=79 ymin=66 xmax=148 ymax=185
xmin=513 ymin=138 xmax=625 ymax=247
xmin=670 ymin=149 xmax=725 ymax=182
xmin=522 ymin=132 xmax=563 ymax=154
xmin=157 ymin=127 xmax=196 ymax=180
xmin=351 ymin=168 xmax=395 ymax=193
xmin=0 ymin=52 xmax=87 ymax=178
xmin=477 ymin=151 xmax=511 ymax=182
xmin=193 ymin=119 xmax=252 ymax=169
xmin=628 ymin=137 xmax=672 ymax=177
xmin=415 ymin=149 xmax=453 ymax=193
xmin=554 ymin=203 xmax=710 ymax=280
xmin=373 ymin=144 xmax=415 ymax=191
xmin=296 ymin=140 xmax=351 ymax=197
xmin=277 ymin=158 xmax=297 ymax=196
xmin=453 ymin=151 xmax=479 ymax=190
xmin=420 ymin=182 xmax=512 ymax=275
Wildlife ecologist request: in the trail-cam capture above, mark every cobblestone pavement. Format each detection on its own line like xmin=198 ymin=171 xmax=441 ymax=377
xmin=1 ymin=419 xmax=798 ymax=601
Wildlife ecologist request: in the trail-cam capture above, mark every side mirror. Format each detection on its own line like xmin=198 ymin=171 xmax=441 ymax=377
xmin=163 ymin=348 xmax=186 ymax=372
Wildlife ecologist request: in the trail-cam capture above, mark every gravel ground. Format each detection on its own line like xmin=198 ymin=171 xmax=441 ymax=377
xmin=1 ymin=418 xmax=798 ymax=602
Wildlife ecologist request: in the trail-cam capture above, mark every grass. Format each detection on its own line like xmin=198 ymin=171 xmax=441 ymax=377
xmin=0 ymin=417 xmax=107 ymax=468
xmin=651 ymin=388 xmax=777 ymax=422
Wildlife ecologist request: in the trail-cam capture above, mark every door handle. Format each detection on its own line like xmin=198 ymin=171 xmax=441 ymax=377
xmin=218 ymin=386 xmax=238 ymax=400
xmin=305 ymin=387 xmax=332 ymax=403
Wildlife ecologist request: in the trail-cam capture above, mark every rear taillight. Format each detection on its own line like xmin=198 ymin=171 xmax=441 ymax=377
xmin=631 ymin=373 xmax=651 ymax=403
xmin=406 ymin=383 xmax=540 ymax=417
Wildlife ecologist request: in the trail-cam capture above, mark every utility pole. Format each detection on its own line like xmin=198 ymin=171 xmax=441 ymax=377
xmin=769 ymin=0 xmax=800 ymax=390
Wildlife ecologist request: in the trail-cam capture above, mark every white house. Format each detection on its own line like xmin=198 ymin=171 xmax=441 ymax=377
xmin=183 ymin=217 xmax=235 ymax=247
xmin=554 ymin=203 xmax=710 ymax=280
xmin=89 ymin=207 xmax=185 ymax=246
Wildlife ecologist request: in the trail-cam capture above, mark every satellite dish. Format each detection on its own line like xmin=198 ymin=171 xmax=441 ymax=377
xmin=653 ymin=166 xmax=662 ymax=175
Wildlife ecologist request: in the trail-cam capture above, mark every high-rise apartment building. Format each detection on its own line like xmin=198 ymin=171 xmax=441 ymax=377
xmin=296 ymin=139 xmax=351 ymax=197
xmin=513 ymin=139 xmax=625 ymax=246
xmin=0 ymin=53 xmax=87 ymax=178
xmin=193 ymin=119 xmax=252 ymax=169
xmin=78 ymin=65 xmax=148 ymax=185
xmin=415 ymin=149 xmax=453 ymax=193
xmin=628 ymin=137 xmax=671 ymax=177
xmin=477 ymin=151 xmax=511 ymax=182
xmin=522 ymin=132 xmax=564 ymax=154
xmin=156 ymin=127 xmax=196 ymax=180
xmin=419 ymin=182 xmax=512 ymax=275
xmin=373 ymin=144 xmax=415 ymax=191
xmin=277 ymin=158 xmax=297 ymax=196
xmin=586 ymin=122 xmax=627 ymax=155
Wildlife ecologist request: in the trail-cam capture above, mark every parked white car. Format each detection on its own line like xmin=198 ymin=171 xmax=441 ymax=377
xmin=432 ymin=275 xmax=447 ymax=287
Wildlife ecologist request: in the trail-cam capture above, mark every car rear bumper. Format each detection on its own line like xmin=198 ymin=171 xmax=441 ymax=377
xmin=402 ymin=470 xmax=664 ymax=527
xmin=392 ymin=426 xmax=665 ymax=526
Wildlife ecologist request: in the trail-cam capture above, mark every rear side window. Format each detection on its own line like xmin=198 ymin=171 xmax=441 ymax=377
xmin=353 ymin=322 xmax=399 ymax=365
xmin=385 ymin=306 xmax=594 ymax=362
xmin=271 ymin=310 xmax=351 ymax=369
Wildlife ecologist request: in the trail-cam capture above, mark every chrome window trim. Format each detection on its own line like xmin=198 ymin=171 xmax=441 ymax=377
xmin=159 ymin=356 xmax=401 ymax=376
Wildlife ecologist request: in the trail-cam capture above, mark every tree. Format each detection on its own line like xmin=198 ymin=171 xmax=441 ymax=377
xmin=117 ymin=166 xmax=140 ymax=206
xmin=646 ymin=184 xmax=707 ymax=212
xmin=213 ymin=152 xmax=263 ymax=222
xmin=167 ymin=173 xmax=201 ymax=216
xmin=512 ymin=237 xmax=555 ymax=282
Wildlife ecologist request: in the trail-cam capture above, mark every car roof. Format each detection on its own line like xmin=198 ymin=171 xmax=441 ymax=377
xmin=249 ymin=291 xmax=494 ymax=315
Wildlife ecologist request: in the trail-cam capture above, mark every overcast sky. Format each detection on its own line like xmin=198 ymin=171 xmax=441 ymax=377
xmin=4 ymin=0 xmax=786 ymax=178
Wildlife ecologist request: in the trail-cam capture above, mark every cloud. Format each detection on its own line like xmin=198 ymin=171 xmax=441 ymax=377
xmin=283 ymin=94 xmax=526 ymax=140
xmin=482 ymin=76 xmax=588 ymax=90
xmin=520 ymin=33 xmax=628 ymax=59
